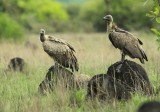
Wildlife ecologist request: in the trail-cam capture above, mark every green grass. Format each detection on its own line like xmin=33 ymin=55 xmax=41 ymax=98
xmin=0 ymin=32 xmax=160 ymax=112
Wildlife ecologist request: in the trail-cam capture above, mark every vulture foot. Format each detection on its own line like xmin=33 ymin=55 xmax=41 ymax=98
xmin=116 ymin=64 xmax=122 ymax=73
xmin=116 ymin=61 xmax=124 ymax=73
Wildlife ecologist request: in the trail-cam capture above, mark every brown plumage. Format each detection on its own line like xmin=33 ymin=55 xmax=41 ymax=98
xmin=103 ymin=15 xmax=148 ymax=64
xmin=40 ymin=29 xmax=79 ymax=72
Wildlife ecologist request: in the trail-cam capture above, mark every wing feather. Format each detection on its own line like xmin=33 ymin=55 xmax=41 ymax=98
xmin=48 ymin=36 xmax=75 ymax=52
xmin=109 ymin=30 xmax=145 ymax=60
xmin=138 ymin=38 xmax=143 ymax=45
xmin=109 ymin=33 xmax=117 ymax=48
xmin=42 ymin=36 xmax=78 ymax=71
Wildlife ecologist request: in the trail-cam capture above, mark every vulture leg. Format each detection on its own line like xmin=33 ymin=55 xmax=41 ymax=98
xmin=55 ymin=62 xmax=59 ymax=68
xmin=54 ymin=62 xmax=59 ymax=74
xmin=121 ymin=52 xmax=125 ymax=63
xmin=116 ymin=52 xmax=125 ymax=73
xmin=116 ymin=64 xmax=122 ymax=73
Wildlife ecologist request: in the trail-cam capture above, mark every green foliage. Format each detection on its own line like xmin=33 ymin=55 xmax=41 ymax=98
xmin=18 ymin=0 xmax=69 ymax=32
xmin=63 ymin=3 xmax=95 ymax=32
xmin=0 ymin=0 xmax=69 ymax=33
xmin=0 ymin=0 xmax=157 ymax=34
xmin=0 ymin=13 xmax=24 ymax=40
xmin=110 ymin=0 xmax=151 ymax=30
xmin=64 ymin=4 xmax=80 ymax=19
xmin=73 ymin=89 xmax=86 ymax=106
xmin=146 ymin=1 xmax=160 ymax=49
xmin=79 ymin=0 xmax=152 ymax=32
xmin=79 ymin=0 xmax=106 ymax=32
xmin=18 ymin=0 xmax=68 ymax=22
xmin=0 ymin=33 xmax=160 ymax=112
xmin=58 ymin=0 xmax=85 ymax=3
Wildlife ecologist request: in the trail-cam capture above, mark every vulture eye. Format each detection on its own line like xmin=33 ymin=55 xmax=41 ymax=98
xmin=40 ymin=29 xmax=45 ymax=34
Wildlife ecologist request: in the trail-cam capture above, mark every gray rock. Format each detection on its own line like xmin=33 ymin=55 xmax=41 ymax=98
xmin=107 ymin=60 xmax=154 ymax=95
xmin=137 ymin=101 xmax=160 ymax=112
xmin=7 ymin=57 xmax=26 ymax=72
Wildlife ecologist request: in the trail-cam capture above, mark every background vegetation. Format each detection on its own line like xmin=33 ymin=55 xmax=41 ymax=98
xmin=0 ymin=0 xmax=155 ymax=39
xmin=0 ymin=32 xmax=160 ymax=112
xmin=146 ymin=0 xmax=160 ymax=49
xmin=0 ymin=0 xmax=160 ymax=112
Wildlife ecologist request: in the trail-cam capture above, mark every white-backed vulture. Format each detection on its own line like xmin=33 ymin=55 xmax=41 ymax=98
xmin=103 ymin=15 xmax=148 ymax=64
xmin=40 ymin=29 xmax=79 ymax=72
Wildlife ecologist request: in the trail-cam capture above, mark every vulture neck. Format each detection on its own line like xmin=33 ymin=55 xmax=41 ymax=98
xmin=40 ymin=33 xmax=45 ymax=42
xmin=107 ymin=22 xmax=114 ymax=33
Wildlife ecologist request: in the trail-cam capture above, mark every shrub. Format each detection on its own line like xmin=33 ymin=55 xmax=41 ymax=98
xmin=18 ymin=0 xmax=69 ymax=32
xmin=146 ymin=0 xmax=160 ymax=49
xmin=79 ymin=0 xmax=106 ymax=32
xmin=79 ymin=0 xmax=152 ymax=32
xmin=0 ymin=13 xmax=24 ymax=40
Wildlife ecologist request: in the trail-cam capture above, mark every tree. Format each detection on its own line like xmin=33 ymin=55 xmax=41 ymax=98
xmin=104 ymin=0 xmax=110 ymax=14
xmin=146 ymin=0 xmax=160 ymax=49
xmin=79 ymin=0 xmax=152 ymax=32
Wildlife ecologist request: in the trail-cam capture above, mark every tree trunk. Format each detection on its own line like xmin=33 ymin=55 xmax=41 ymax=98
xmin=104 ymin=0 xmax=110 ymax=14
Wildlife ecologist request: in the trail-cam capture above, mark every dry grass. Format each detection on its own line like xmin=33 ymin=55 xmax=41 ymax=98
xmin=0 ymin=32 xmax=160 ymax=112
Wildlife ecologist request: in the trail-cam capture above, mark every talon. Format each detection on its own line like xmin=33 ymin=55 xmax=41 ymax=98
xmin=116 ymin=63 xmax=123 ymax=73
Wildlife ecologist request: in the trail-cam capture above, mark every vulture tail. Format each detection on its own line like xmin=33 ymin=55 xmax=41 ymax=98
xmin=139 ymin=48 xmax=148 ymax=62
xmin=71 ymin=53 xmax=79 ymax=72
xmin=138 ymin=38 xmax=143 ymax=45
xmin=139 ymin=58 xmax=144 ymax=64
xmin=73 ymin=55 xmax=79 ymax=72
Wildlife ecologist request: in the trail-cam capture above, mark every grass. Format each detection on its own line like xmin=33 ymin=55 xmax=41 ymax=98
xmin=0 ymin=32 xmax=160 ymax=112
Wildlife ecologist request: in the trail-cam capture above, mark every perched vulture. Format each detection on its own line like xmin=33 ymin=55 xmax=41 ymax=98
xmin=103 ymin=15 xmax=148 ymax=64
xmin=40 ymin=29 xmax=79 ymax=72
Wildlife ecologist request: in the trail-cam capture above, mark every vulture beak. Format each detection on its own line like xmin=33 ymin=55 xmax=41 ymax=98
xmin=40 ymin=31 xmax=43 ymax=35
xmin=103 ymin=15 xmax=109 ymax=20
xmin=40 ymin=29 xmax=45 ymax=42
xmin=40 ymin=29 xmax=44 ymax=35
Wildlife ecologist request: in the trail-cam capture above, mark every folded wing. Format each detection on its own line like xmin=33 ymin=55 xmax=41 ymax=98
xmin=43 ymin=36 xmax=79 ymax=71
xmin=109 ymin=31 xmax=148 ymax=63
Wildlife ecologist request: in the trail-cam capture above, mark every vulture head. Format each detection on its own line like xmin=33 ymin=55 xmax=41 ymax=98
xmin=103 ymin=15 xmax=113 ymax=23
xmin=40 ymin=29 xmax=45 ymax=42
xmin=103 ymin=15 xmax=114 ymax=32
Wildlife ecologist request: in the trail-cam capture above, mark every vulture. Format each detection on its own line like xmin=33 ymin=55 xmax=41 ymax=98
xmin=40 ymin=29 xmax=79 ymax=72
xmin=103 ymin=15 xmax=148 ymax=64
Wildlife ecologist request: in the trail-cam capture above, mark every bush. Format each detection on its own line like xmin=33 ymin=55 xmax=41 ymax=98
xmin=146 ymin=0 xmax=160 ymax=49
xmin=64 ymin=4 xmax=80 ymax=19
xmin=109 ymin=0 xmax=152 ymax=30
xmin=0 ymin=0 xmax=154 ymax=33
xmin=0 ymin=13 xmax=24 ymax=40
xmin=79 ymin=0 xmax=152 ymax=32
xmin=79 ymin=0 xmax=106 ymax=32
xmin=59 ymin=3 xmax=94 ymax=32
xmin=18 ymin=0 xmax=69 ymax=32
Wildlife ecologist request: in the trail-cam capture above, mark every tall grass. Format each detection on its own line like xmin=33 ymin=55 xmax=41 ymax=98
xmin=0 ymin=32 xmax=160 ymax=112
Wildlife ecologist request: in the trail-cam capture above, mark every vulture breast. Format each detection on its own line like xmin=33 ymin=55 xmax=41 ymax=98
xmin=43 ymin=41 xmax=71 ymax=66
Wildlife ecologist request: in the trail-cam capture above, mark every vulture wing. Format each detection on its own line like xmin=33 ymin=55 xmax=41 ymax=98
xmin=48 ymin=36 xmax=75 ymax=52
xmin=138 ymin=38 xmax=143 ymax=45
xmin=109 ymin=30 xmax=148 ymax=63
xmin=43 ymin=35 xmax=79 ymax=71
xmin=114 ymin=28 xmax=143 ymax=45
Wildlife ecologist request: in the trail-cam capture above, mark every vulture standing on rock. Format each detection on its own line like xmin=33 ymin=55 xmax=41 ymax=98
xmin=40 ymin=29 xmax=79 ymax=72
xmin=103 ymin=15 xmax=148 ymax=64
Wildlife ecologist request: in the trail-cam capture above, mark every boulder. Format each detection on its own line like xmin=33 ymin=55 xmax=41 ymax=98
xmin=38 ymin=65 xmax=74 ymax=94
xmin=87 ymin=60 xmax=154 ymax=101
xmin=107 ymin=60 xmax=154 ymax=95
xmin=137 ymin=101 xmax=160 ymax=112
xmin=38 ymin=65 xmax=91 ymax=94
xmin=87 ymin=74 xmax=131 ymax=100
xmin=7 ymin=57 xmax=26 ymax=72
